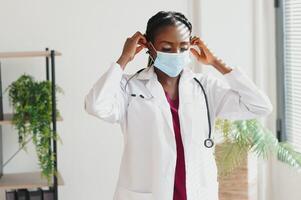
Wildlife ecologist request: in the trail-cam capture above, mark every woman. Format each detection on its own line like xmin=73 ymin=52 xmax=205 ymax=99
xmin=85 ymin=11 xmax=273 ymax=200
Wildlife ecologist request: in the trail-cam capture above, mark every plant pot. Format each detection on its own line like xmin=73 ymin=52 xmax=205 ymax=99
xmin=216 ymin=144 xmax=249 ymax=200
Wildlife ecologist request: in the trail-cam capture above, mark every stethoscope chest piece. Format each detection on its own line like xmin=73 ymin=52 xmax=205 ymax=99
xmin=204 ymin=138 xmax=214 ymax=148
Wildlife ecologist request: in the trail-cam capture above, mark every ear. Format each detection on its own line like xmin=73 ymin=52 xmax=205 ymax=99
xmin=189 ymin=35 xmax=193 ymax=44
xmin=145 ymin=42 xmax=153 ymax=57
xmin=143 ymin=35 xmax=150 ymax=49
xmin=145 ymin=41 xmax=156 ymax=60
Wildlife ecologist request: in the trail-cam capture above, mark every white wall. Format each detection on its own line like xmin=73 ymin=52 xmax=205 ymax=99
xmin=0 ymin=0 xmax=190 ymax=199
xmin=271 ymin=156 xmax=301 ymax=200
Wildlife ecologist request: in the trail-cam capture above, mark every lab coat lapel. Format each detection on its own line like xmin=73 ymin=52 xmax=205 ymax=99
xmin=144 ymin=69 xmax=177 ymax=153
xmin=137 ymin=66 xmax=195 ymax=155
xmin=178 ymin=67 xmax=194 ymax=162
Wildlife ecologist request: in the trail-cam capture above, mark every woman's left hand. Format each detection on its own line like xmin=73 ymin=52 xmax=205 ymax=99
xmin=190 ymin=36 xmax=218 ymax=65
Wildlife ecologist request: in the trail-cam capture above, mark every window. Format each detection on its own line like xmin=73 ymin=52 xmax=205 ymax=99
xmin=276 ymin=0 xmax=301 ymax=152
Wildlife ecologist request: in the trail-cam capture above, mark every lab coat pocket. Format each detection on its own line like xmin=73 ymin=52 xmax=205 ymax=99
xmin=114 ymin=186 xmax=153 ymax=200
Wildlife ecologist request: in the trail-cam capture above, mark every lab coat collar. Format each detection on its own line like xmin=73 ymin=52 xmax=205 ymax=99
xmin=137 ymin=64 xmax=195 ymax=104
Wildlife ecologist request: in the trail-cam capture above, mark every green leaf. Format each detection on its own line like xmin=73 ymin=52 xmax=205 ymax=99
xmin=6 ymin=74 xmax=64 ymax=184
xmin=215 ymin=118 xmax=301 ymax=177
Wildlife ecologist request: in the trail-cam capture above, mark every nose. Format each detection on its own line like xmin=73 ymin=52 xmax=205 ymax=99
xmin=171 ymin=47 xmax=182 ymax=53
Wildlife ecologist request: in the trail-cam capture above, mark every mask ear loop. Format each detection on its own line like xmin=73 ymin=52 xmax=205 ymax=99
xmin=145 ymin=41 xmax=157 ymax=67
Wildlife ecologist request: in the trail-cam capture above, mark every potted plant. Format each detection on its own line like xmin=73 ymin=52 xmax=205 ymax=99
xmin=215 ymin=118 xmax=301 ymax=199
xmin=4 ymin=74 xmax=63 ymax=184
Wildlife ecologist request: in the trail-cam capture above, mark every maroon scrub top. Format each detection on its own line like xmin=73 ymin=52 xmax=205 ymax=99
xmin=164 ymin=90 xmax=187 ymax=200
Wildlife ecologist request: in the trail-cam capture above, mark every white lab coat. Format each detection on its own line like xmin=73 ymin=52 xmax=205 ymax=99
xmin=84 ymin=61 xmax=273 ymax=200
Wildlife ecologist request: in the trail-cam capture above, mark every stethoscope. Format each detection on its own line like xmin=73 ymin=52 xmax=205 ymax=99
xmin=123 ymin=67 xmax=214 ymax=148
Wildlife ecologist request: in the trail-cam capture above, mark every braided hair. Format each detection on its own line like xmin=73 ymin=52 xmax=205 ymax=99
xmin=145 ymin=11 xmax=193 ymax=67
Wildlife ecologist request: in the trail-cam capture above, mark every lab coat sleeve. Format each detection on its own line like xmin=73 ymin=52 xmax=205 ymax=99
xmin=206 ymin=66 xmax=273 ymax=120
xmin=84 ymin=61 xmax=128 ymax=124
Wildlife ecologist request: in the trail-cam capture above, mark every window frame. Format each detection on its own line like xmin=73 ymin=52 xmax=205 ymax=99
xmin=275 ymin=0 xmax=301 ymax=152
xmin=275 ymin=0 xmax=286 ymax=142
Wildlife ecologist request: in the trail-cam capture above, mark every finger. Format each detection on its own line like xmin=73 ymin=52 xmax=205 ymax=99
xmin=190 ymin=37 xmax=199 ymax=45
xmin=129 ymin=32 xmax=147 ymax=47
xmin=192 ymin=40 xmax=205 ymax=52
xmin=132 ymin=31 xmax=147 ymax=44
xmin=194 ymin=40 xmax=209 ymax=53
xmin=200 ymin=48 xmax=206 ymax=58
xmin=190 ymin=39 xmax=196 ymax=45
xmin=190 ymin=35 xmax=198 ymax=40
xmin=136 ymin=36 xmax=147 ymax=48
xmin=196 ymin=39 xmax=209 ymax=50
xmin=190 ymin=48 xmax=201 ymax=60
xmin=131 ymin=31 xmax=140 ymax=38
xmin=195 ymin=42 xmax=208 ymax=57
xmin=191 ymin=36 xmax=204 ymax=46
xmin=135 ymin=45 xmax=144 ymax=55
xmin=138 ymin=39 xmax=147 ymax=48
xmin=191 ymin=38 xmax=205 ymax=48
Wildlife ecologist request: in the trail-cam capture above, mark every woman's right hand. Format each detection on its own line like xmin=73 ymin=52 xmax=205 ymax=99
xmin=117 ymin=31 xmax=147 ymax=70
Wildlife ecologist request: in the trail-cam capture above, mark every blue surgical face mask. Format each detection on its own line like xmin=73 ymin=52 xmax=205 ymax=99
xmin=148 ymin=43 xmax=192 ymax=77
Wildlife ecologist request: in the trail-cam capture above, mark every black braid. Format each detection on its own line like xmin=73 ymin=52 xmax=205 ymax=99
xmin=145 ymin=11 xmax=192 ymax=67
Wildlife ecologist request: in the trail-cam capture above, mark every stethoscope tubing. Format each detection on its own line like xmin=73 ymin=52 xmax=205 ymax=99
xmin=123 ymin=68 xmax=214 ymax=148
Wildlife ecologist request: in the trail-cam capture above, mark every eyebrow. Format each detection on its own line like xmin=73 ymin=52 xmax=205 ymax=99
xmin=159 ymin=41 xmax=190 ymax=45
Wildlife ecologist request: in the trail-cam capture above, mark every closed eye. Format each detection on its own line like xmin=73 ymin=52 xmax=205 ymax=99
xmin=180 ymin=48 xmax=188 ymax=52
xmin=162 ymin=48 xmax=172 ymax=52
xmin=161 ymin=48 xmax=188 ymax=52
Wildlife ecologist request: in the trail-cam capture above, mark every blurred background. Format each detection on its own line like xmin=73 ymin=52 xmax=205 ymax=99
xmin=0 ymin=0 xmax=300 ymax=199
